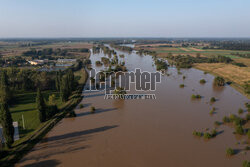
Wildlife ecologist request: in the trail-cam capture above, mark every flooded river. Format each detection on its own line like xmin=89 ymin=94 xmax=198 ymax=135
xmin=17 ymin=46 xmax=250 ymax=167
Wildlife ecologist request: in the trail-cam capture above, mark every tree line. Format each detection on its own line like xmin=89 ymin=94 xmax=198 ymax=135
xmin=22 ymin=48 xmax=90 ymax=60
xmin=166 ymin=54 xmax=233 ymax=68
xmin=0 ymin=61 xmax=84 ymax=148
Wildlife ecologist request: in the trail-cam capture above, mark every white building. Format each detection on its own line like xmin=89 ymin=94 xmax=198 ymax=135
xmin=28 ymin=59 xmax=47 ymax=65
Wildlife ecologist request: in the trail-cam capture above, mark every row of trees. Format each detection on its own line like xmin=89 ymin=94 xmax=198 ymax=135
xmin=166 ymin=54 xmax=233 ymax=68
xmin=110 ymin=44 xmax=133 ymax=52
xmin=0 ymin=60 xmax=83 ymax=92
xmin=0 ymin=71 xmax=14 ymax=148
xmin=22 ymin=48 xmax=89 ymax=60
xmin=60 ymin=70 xmax=76 ymax=102
xmin=0 ymin=56 xmax=27 ymax=67
xmin=0 ymin=65 xmax=81 ymax=148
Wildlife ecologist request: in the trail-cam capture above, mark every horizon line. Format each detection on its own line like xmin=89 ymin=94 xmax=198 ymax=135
xmin=1 ymin=37 xmax=250 ymax=40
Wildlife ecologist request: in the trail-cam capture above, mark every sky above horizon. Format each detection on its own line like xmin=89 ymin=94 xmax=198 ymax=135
xmin=0 ymin=0 xmax=250 ymax=38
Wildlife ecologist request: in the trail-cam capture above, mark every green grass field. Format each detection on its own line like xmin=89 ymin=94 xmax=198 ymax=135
xmin=8 ymin=67 xmax=86 ymax=139
xmin=10 ymin=91 xmax=62 ymax=138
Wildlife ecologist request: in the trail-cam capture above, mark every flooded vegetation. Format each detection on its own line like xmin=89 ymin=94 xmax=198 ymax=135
xmin=17 ymin=44 xmax=250 ymax=167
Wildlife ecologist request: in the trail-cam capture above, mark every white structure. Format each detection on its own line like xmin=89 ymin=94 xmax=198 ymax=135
xmin=28 ymin=60 xmax=45 ymax=65
xmin=0 ymin=122 xmax=20 ymax=143
xmin=56 ymin=59 xmax=77 ymax=67
xmin=57 ymin=59 xmax=76 ymax=63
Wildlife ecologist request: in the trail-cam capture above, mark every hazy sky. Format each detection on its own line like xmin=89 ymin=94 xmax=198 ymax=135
xmin=0 ymin=0 xmax=250 ymax=38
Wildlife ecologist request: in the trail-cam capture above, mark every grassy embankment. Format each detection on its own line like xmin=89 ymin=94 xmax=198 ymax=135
xmin=0 ymin=68 xmax=88 ymax=167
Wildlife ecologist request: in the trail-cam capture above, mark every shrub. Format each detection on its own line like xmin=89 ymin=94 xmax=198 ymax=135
xmin=79 ymin=104 xmax=84 ymax=109
xmin=233 ymin=117 xmax=243 ymax=126
xmin=244 ymin=83 xmax=250 ymax=94
xmin=95 ymin=60 xmax=103 ymax=66
xmin=196 ymin=94 xmax=201 ymax=98
xmin=191 ymin=94 xmax=196 ymax=99
xmin=0 ymin=150 xmax=8 ymax=159
xmin=200 ymin=79 xmax=206 ymax=84
xmin=223 ymin=116 xmax=231 ymax=123
xmin=214 ymin=121 xmax=221 ymax=126
xmin=238 ymin=108 xmax=244 ymax=114
xmin=245 ymin=102 xmax=250 ymax=112
xmin=245 ymin=146 xmax=250 ymax=151
xmin=211 ymin=129 xmax=217 ymax=136
xmin=209 ymin=110 xmax=214 ymax=115
xmin=203 ymin=129 xmax=217 ymax=139
xmin=46 ymin=105 xmax=59 ymax=119
xmin=226 ymin=148 xmax=235 ymax=156
xmin=183 ymin=76 xmax=186 ymax=80
xmin=155 ymin=59 xmax=168 ymax=71
xmin=242 ymin=160 xmax=250 ymax=167
xmin=246 ymin=114 xmax=250 ymax=121
xmin=229 ymin=114 xmax=237 ymax=122
xmin=209 ymin=107 xmax=216 ymax=115
xmin=68 ymin=110 xmax=76 ymax=117
xmin=48 ymin=94 xmax=56 ymax=105
xmin=192 ymin=130 xmax=203 ymax=137
xmin=204 ymin=132 xmax=212 ymax=139
xmin=214 ymin=76 xmax=225 ymax=86
xmin=179 ymin=84 xmax=185 ymax=88
xmin=91 ymin=106 xmax=96 ymax=113
xmin=247 ymin=130 xmax=250 ymax=139
xmin=210 ymin=97 xmax=216 ymax=103
xmin=235 ymin=125 xmax=244 ymax=135
xmin=191 ymin=94 xmax=202 ymax=99
xmin=178 ymin=71 xmax=182 ymax=75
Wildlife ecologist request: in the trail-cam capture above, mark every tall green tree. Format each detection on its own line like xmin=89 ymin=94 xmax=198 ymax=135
xmin=60 ymin=76 xmax=70 ymax=102
xmin=0 ymin=70 xmax=10 ymax=103
xmin=36 ymin=88 xmax=46 ymax=122
xmin=0 ymin=102 xmax=14 ymax=148
xmin=67 ymin=70 xmax=75 ymax=92
xmin=55 ymin=71 xmax=62 ymax=91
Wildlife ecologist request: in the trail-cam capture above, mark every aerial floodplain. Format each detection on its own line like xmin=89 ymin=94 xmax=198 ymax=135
xmin=0 ymin=0 xmax=250 ymax=167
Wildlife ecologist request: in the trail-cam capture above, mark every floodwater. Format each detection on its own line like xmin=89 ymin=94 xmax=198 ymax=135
xmin=17 ymin=46 xmax=250 ymax=167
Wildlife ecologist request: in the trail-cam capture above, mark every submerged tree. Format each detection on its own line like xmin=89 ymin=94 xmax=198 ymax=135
xmin=36 ymin=88 xmax=46 ymax=122
xmin=213 ymin=76 xmax=225 ymax=86
xmin=0 ymin=102 xmax=14 ymax=148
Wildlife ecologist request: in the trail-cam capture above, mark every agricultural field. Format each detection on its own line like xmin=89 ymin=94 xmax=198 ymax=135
xmin=0 ymin=42 xmax=92 ymax=59
xmin=135 ymin=44 xmax=250 ymax=58
xmin=194 ymin=63 xmax=250 ymax=98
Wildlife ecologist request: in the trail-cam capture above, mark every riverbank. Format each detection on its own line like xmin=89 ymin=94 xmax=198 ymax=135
xmin=194 ymin=63 xmax=250 ymax=99
xmin=0 ymin=67 xmax=88 ymax=167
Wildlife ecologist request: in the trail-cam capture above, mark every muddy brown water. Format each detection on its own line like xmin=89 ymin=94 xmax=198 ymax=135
xmin=17 ymin=46 xmax=250 ymax=167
